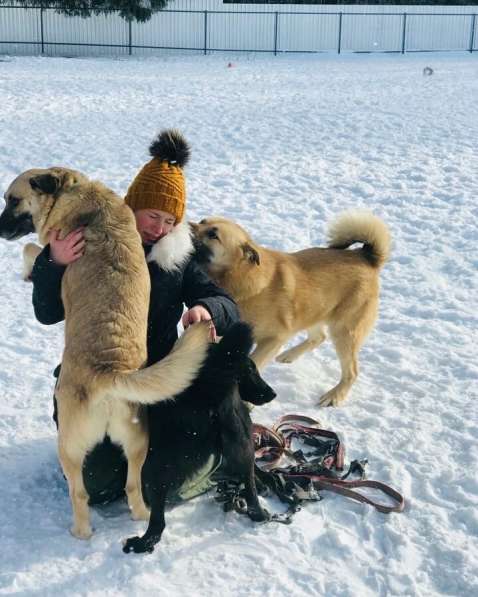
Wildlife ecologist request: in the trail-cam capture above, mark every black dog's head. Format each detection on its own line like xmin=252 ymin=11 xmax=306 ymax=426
xmin=210 ymin=322 xmax=276 ymax=407
xmin=237 ymin=357 xmax=276 ymax=406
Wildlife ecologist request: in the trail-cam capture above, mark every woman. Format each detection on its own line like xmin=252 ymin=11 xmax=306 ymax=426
xmin=31 ymin=129 xmax=240 ymax=503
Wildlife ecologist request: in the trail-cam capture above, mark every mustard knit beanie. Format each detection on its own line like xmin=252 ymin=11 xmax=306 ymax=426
xmin=125 ymin=129 xmax=191 ymax=223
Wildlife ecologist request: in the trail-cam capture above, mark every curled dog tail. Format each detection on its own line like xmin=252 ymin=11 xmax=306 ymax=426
xmin=327 ymin=211 xmax=391 ymax=269
xmin=108 ymin=322 xmax=210 ymax=405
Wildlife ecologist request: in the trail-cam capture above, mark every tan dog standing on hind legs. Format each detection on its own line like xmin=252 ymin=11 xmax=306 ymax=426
xmin=0 ymin=166 xmax=210 ymax=539
xmin=15 ymin=130 xmax=239 ymax=529
xmin=192 ymin=212 xmax=391 ymax=407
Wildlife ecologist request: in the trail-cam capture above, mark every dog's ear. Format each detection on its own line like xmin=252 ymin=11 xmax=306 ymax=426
xmin=29 ymin=174 xmax=61 ymax=195
xmin=29 ymin=171 xmax=79 ymax=197
xmin=189 ymin=221 xmax=199 ymax=234
xmin=241 ymin=243 xmax=260 ymax=266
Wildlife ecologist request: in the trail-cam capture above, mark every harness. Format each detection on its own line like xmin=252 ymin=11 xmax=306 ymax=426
xmin=169 ymin=453 xmax=223 ymax=504
xmin=216 ymin=414 xmax=405 ymax=523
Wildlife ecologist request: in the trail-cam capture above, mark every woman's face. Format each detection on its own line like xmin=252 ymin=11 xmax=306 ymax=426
xmin=134 ymin=209 xmax=176 ymax=245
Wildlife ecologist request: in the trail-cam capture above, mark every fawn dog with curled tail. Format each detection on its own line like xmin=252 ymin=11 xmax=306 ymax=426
xmin=192 ymin=211 xmax=390 ymax=407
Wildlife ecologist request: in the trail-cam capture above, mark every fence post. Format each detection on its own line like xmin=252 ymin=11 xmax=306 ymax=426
xmin=401 ymin=13 xmax=407 ymax=54
xmin=204 ymin=10 xmax=208 ymax=55
xmin=273 ymin=12 xmax=279 ymax=55
xmin=337 ymin=12 xmax=343 ymax=54
xmin=128 ymin=19 xmax=132 ymax=56
xmin=469 ymin=14 xmax=476 ymax=53
xmin=40 ymin=3 xmax=45 ymax=55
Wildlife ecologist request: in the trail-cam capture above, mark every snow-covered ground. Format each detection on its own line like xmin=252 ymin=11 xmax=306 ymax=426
xmin=0 ymin=52 xmax=477 ymax=596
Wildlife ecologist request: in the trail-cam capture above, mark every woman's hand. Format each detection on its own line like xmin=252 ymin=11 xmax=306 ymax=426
xmin=49 ymin=228 xmax=85 ymax=266
xmin=182 ymin=306 xmax=217 ymax=341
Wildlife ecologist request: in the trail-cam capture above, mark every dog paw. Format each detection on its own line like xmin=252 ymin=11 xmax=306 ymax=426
xmin=275 ymin=351 xmax=295 ymax=364
xmin=319 ymin=395 xmax=332 ymax=407
xmin=319 ymin=391 xmax=347 ymax=408
xmin=122 ymin=536 xmax=154 ymax=555
xmin=70 ymin=524 xmax=93 ymax=540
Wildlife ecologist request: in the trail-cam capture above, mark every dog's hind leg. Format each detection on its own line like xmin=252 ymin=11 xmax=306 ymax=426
xmin=319 ymin=324 xmax=362 ymax=407
xmin=58 ymin=443 xmax=92 ymax=539
xmin=124 ymin=447 xmax=150 ymax=521
xmin=113 ymin=428 xmax=150 ymax=522
xmin=276 ymin=323 xmax=326 ymax=364
xmin=320 ymin=302 xmax=377 ymax=407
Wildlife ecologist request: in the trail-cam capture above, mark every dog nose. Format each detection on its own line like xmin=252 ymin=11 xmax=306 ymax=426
xmin=191 ymin=235 xmax=205 ymax=252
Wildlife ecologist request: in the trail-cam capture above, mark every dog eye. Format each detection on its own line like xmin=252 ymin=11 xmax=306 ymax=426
xmin=207 ymin=229 xmax=218 ymax=240
xmin=8 ymin=196 xmax=20 ymax=207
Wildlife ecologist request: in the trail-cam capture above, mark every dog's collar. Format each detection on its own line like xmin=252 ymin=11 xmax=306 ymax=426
xmin=146 ymin=221 xmax=194 ymax=272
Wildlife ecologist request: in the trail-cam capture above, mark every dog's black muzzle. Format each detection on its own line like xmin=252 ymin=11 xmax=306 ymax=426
xmin=193 ymin=240 xmax=213 ymax=265
xmin=239 ymin=359 xmax=277 ymax=406
xmin=0 ymin=208 xmax=34 ymax=240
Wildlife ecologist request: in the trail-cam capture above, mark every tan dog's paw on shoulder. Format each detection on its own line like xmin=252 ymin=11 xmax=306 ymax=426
xmin=192 ymin=213 xmax=390 ymax=407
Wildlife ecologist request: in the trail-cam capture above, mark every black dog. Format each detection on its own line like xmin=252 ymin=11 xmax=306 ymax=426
xmin=123 ymin=322 xmax=276 ymax=554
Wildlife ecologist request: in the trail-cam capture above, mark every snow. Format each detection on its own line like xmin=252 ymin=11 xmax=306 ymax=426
xmin=0 ymin=51 xmax=477 ymax=596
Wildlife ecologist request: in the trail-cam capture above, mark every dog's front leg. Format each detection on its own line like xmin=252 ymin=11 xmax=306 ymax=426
xmin=276 ymin=323 xmax=326 ymax=364
xmin=58 ymin=442 xmax=92 ymax=539
xmin=251 ymin=337 xmax=288 ymax=370
xmin=224 ymin=436 xmax=270 ymax=522
xmin=243 ymin=461 xmax=270 ymax=522
xmin=123 ymin=485 xmax=168 ymax=554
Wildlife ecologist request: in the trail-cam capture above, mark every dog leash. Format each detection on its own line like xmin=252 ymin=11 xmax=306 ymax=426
xmin=252 ymin=414 xmax=405 ymax=517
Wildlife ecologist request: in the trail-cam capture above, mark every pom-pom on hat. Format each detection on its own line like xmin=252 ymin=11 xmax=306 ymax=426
xmin=125 ymin=129 xmax=191 ymax=223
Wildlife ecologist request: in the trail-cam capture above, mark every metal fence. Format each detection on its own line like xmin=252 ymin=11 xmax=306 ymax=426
xmin=0 ymin=5 xmax=477 ymax=57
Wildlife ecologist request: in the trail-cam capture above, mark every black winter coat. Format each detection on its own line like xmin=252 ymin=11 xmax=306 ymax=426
xmin=30 ymin=225 xmax=240 ymax=505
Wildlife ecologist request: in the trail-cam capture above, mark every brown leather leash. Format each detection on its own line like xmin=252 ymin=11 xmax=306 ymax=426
xmin=312 ymin=477 xmax=404 ymax=514
xmin=252 ymin=414 xmax=405 ymax=516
